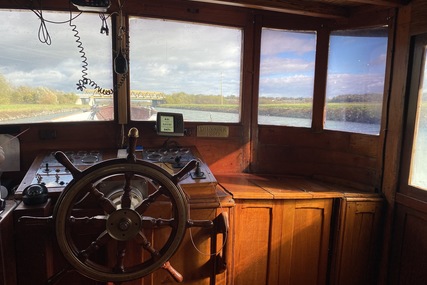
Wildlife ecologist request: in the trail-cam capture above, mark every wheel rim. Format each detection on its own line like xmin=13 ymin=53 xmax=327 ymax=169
xmin=53 ymin=159 xmax=188 ymax=282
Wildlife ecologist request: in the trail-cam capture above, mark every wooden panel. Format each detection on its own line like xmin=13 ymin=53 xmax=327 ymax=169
xmin=390 ymin=202 xmax=427 ymax=285
xmin=273 ymin=199 xmax=332 ymax=285
xmin=410 ymin=0 xmax=427 ymax=35
xmin=232 ymin=200 xmax=273 ymax=285
xmin=255 ymin=144 xmax=377 ymax=190
xmin=330 ymin=198 xmax=384 ymax=285
xmin=254 ymin=126 xmax=380 ymax=190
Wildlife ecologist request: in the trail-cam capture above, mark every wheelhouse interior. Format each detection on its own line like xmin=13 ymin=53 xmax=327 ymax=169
xmin=0 ymin=0 xmax=426 ymax=284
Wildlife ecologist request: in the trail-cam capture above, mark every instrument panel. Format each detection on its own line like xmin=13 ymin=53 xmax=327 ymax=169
xmin=15 ymin=147 xmax=217 ymax=200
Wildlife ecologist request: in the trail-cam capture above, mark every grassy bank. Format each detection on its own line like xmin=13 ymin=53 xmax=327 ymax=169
xmin=0 ymin=104 xmax=87 ymax=121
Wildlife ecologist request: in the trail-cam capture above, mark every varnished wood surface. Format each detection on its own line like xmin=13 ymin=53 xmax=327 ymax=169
xmin=216 ymin=173 xmax=382 ymax=200
xmin=330 ymin=197 xmax=384 ymax=285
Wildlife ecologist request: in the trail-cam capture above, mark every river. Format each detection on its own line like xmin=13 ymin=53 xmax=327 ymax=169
xmin=1 ymin=107 xmax=380 ymax=135
xmin=155 ymin=107 xmax=381 ymax=135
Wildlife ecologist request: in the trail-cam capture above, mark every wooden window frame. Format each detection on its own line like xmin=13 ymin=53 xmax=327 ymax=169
xmin=399 ymin=33 xmax=427 ymax=201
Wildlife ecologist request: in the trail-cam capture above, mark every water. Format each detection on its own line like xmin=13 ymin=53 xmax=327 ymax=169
xmin=0 ymin=106 xmax=380 ymax=135
xmin=156 ymin=107 xmax=380 ymax=135
xmin=155 ymin=107 xmax=239 ymax=123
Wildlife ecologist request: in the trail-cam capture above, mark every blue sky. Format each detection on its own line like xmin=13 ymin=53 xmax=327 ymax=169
xmin=260 ymin=28 xmax=388 ymax=99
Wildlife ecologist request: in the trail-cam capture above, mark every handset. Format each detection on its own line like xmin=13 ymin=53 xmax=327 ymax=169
xmin=71 ymin=0 xmax=110 ymax=12
xmin=0 ymin=198 xmax=5 ymax=211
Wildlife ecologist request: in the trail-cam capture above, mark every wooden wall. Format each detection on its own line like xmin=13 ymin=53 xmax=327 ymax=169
xmin=383 ymin=1 xmax=427 ymax=284
xmin=0 ymin=0 xmax=394 ymax=195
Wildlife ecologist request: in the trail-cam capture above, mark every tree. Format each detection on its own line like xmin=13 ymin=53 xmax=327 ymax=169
xmin=0 ymin=74 xmax=12 ymax=104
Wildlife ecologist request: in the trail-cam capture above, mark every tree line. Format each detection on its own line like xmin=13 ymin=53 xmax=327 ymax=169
xmin=0 ymin=74 xmax=78 ymax=105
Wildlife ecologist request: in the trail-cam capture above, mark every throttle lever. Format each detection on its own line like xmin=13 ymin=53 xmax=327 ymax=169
xmin=162 ymin=261 xmax=183 ymax=283
xmin=172 ymin=160 xmax=197 ymax=184
xmin=54 ymin=151 xmax=82 ymax=179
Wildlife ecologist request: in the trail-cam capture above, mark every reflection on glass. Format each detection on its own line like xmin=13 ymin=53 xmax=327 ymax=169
xmin=258 ymin=28 xmax=316 ymax=127
xmin=0 ymin=10 xmax=113 ymax=124
xmin=325 ymin=27 xmax=388 ymax=135
xmin=409 ymin=49 xmax=427 ymax=190
xmin=129 ymin=17 xmax=242 ymax=122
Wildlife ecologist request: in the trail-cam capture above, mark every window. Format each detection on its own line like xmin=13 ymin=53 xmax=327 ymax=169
xmin=258 ymin=28 xmax=316 ymax=127
xmin=409 ymin=49 xmax=427 ymax=190
xmin=128 ymin=17 xmax=242 ymax=122
xmin=401 ymin=34 xmax=427 ymax=196
xmin=325 ymin=27 xmax=388 ymax=135
xmin=0 ymin=10 xmax=113 ymax=124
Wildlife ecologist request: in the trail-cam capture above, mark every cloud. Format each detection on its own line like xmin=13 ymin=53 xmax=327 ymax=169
xmin=260 ymin=56 xmax=315 ymax=75
xmin=259 ymin=74 xmax=314 ymax=98
xmin=0 ymin=10 xmax=112 ymax=92
xmin=261 ymin=29 xmax=316 ymax=56
xmin=326 ymin=73 xmax=385 ymax=98
xmin=128 ymin=18 xmax=242 ymax=95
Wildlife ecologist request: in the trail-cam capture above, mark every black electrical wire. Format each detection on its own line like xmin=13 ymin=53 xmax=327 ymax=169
xmin=17 ymin=0 xmax=128 ymax=94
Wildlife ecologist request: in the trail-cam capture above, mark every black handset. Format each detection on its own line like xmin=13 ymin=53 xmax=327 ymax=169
xmin=71 ymin=0 xmax=110 ymax=12
xmin=0 ymin=198 xmax=5 ymax=211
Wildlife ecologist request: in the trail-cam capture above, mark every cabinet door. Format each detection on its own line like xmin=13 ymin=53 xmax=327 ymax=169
xmin=330 ymin=198 xmax=384 ymax=285
xmin=271 ymin=199 xmax=333 ymax=285
xmin=232 ymin=200 xmax=274 ymax=285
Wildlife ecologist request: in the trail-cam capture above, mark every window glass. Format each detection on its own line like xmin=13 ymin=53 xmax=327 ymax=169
xmin=409 ymin=48 xmax=427 ymax=190
xmin=258 ymin=28 xmax=316 ymax=127
xmin=129 ymin=17 xmax=242 ymax=122
xmin=325 ymin=27 xmax=388 ymax=135
xmin=0 ymin=10 xmax=113 ymax=124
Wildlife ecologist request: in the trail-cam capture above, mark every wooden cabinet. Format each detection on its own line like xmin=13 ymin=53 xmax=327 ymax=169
xmin=389 ymin=194 xmax=427 ymax=285
xmin=231 ymin=199 xmax=274 ymax=285
xmin=219 ymin=174 xmax=333 ymax=285
xmin=230 ymin=198 xmax=333 ymax=285
xmin=217 ymin=173 xmax=384 ymax=285
xmin=329 ymin=197 xmax=384 ymax=285
xmin=269 ymin=199 xmax=333 ymax=285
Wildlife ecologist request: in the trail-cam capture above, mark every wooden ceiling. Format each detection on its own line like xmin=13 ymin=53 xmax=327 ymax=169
xmin=190 ymin=0 xmax=411 ymax=18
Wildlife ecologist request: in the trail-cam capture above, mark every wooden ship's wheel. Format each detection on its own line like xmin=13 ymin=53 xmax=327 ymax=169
xmin=51 ymin=127 xmax=205 ymax=283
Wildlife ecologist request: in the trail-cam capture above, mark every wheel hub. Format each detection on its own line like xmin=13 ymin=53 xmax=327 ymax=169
xmin=107 ymin=209 xmax=142 ymax=241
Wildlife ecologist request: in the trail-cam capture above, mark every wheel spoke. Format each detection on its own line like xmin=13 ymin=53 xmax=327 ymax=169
xmin=89 ymin=184 xmax=116 ymax=214
xmin=135 ymin=186 xmax=166 ymax=214
xmin=136 ymin=232 xmax=160 ymax=259
xmin=78 ymin=230 xmax=112 ymax=262
xmin=69 ymin=215 xmax=107 ymax=228
xmin=121 ymin=172 xmax=135 ymax=209
xmin=114 ymin=241 xmax=127 ymax=273
xmin=141 ymin=216 xmax=175 ymax=229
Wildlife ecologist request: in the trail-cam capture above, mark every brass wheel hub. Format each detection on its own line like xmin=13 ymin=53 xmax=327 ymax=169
xmin=106 ymin=209 xmax=142 ymax=241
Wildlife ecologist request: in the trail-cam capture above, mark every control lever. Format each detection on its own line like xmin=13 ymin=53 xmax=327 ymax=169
xmin=54 ymin=151 xmax=82 ymax=179
xmin=190 ymin=161 xmax=206 ymax=179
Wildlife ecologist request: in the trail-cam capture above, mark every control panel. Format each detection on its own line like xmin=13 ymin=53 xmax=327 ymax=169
xmin=15 ymin=147 xmax=217 ymax=200
xmin=31 ymin=151 xmax=102 ymax=188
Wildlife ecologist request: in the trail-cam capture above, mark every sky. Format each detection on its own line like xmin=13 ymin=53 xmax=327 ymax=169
xmin=259 ymin=28 xmax=388 ymax=99
xmin=0 ymin=9 xmax=388 ymax=99
xmin=0 ymin=10 xmax=112 ymax=93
